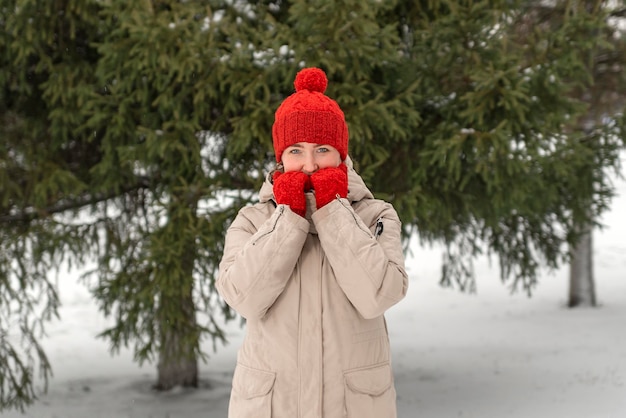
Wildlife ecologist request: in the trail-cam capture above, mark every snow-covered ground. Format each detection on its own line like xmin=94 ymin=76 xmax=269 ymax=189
xmin=4 ymin=172 xmax=626 ymax=418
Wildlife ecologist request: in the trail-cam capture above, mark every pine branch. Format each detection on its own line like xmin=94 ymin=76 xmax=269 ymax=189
xmin=610 ymin=8 xmax=626 ymax=18
xmin=0 ymin=176 xmax=152 ymax=224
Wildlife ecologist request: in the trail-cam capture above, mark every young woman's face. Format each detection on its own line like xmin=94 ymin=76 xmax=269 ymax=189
xmin=280 ymin=142 xmax=342 ymax=174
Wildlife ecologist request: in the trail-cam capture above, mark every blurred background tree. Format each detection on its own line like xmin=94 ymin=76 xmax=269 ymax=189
xmin=1 ymin=0 xmax=624 ymax=411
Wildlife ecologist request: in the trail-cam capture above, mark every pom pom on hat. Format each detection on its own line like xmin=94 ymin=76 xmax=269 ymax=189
xmin=294 ymin=68 xmax=328 ymax=93
xmin=272 ymin=67 xmax=348 ymax=162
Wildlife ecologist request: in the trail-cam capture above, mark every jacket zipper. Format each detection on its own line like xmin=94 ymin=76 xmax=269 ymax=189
xmin=337 ymin=196 xmax=373 ymax=238
xmin=252 ymin=205 xmax=284 ymax=245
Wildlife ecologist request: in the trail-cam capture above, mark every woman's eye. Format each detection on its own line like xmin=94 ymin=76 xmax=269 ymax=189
xmin=317 ymin=147 xmax=329 ymax=153
xmin=289 ymin=148 xmax=301 ymax=154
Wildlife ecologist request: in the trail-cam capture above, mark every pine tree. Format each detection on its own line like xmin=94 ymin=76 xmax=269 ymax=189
xmin=1 ymin=0 xmax=103 ymax=410
xmin=1 ymin=0 xmax=625 ymax=412
xmin=562 ymin=1 xmax=626 ymax=307
xmin=0 ymin=0 xmax=243 ymax=408
xmin=363 ymin=0 xmax=626 ymax=293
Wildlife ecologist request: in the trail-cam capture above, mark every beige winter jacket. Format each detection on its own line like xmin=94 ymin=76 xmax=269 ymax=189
xmin=217 ymin=158 xmax=408 ymax=418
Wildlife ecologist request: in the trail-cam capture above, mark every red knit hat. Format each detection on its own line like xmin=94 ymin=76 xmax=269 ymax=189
xmin=272 ymin=67 xmax=349 ymax=162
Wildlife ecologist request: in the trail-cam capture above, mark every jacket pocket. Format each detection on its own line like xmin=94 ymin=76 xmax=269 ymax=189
xmin=344 ymin=363 xmax=397 ymax=418
xmin=229 ymin=364 xmax=276 ymax=418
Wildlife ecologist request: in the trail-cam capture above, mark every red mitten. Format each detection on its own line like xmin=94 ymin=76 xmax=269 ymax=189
xmin=272 ymin=171 xmax=311 ymax=217
xmin=309 ymin=164 xmax=348 ymax=209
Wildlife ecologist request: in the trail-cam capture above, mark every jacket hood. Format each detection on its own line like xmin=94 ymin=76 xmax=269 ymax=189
xmin=259 ymin=156 xmax=374 ymax=205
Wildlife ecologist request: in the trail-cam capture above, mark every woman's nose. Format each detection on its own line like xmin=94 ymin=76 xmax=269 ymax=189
xmin=302 ymin=154 xmax=318 ymax=174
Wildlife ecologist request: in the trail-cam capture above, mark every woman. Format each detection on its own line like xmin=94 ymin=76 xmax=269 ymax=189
xmin=217 ymin=67 xmax=408 ymax=418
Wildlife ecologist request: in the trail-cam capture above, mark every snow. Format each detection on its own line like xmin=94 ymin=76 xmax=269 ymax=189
xmin=5 ymin=174 xmax=626 ymax=418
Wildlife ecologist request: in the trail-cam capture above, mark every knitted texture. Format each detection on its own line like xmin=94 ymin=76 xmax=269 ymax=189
xmin=272 ymin=170 xmax=311 ymax=217
xmin=310 ymin=163 xmax=348 ymax=209
xmin=272 ymin=68 xmax=349 ymax=162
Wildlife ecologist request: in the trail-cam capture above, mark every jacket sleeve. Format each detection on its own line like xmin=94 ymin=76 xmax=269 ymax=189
xmin=312 ymin=198 xmax=408 ymax=319
xmin=216 ymin=205 xmax=309 ymax=319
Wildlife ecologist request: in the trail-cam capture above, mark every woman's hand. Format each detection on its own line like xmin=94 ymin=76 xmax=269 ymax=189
xmin=272 ymin=171 xmax=311 ymax=217
xmin=310 ymin=163 xmax=348 ymax=209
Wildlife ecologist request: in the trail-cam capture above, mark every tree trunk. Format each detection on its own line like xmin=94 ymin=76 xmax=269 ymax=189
xmin=155 ymin=289 xmax=199 ymax=390
xmin=155 ymin=196 xmax=200 ymax=390
xmin=568 ymin=222 xmax=596 ymax=307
